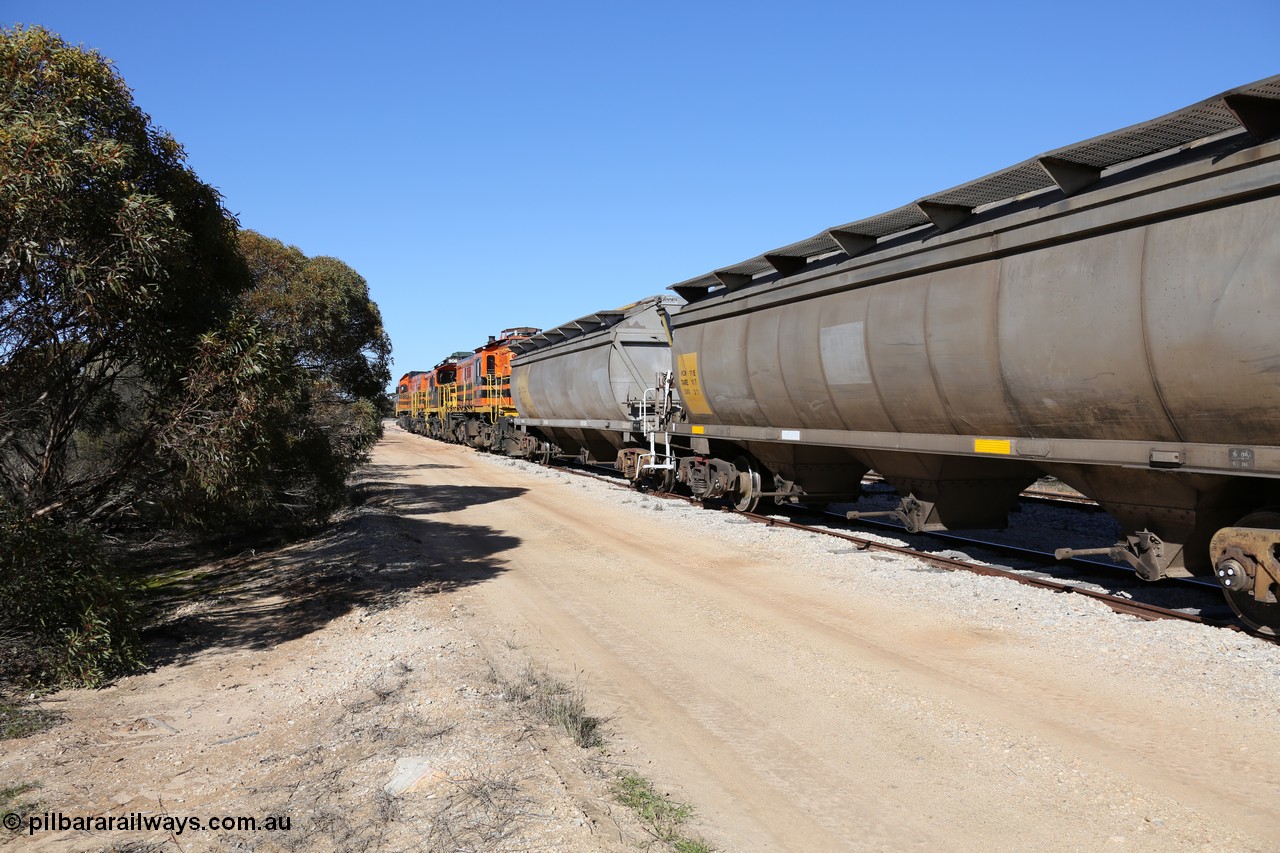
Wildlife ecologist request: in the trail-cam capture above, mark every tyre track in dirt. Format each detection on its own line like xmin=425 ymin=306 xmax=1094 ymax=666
xmin=381 ymin=429 xmax=1280 ymax=851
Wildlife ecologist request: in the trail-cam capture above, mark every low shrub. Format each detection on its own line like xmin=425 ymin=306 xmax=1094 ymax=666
xmin=0 ymin=505 xmax=143 ymax=688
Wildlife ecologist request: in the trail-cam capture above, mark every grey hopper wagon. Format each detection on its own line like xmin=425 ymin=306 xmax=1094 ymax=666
xmin=659 ymin=74 xmax=1280 ymax=633
xmin=506 ymin=295 xmax=682 ymax=464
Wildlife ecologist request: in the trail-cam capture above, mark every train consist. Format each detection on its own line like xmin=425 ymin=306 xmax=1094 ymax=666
xmin=397 ymin=75 xmax=1280 ymax=635
xmin=396 ymin=328 xmax=537 ymax=446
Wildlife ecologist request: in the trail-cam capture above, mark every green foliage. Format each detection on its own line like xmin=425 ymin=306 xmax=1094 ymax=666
xmin=0 ymin=502 xmax=142 ymax=687
xmin=0 ymin=26 xmax=389 ymax=535
xmin=0 ymin=24 xmax=251 ymax=521
xmin=150 ymin=315 xmax=301 ymax=526
xmin=0 ymin=702 xmax=61 ymax=739
xmin=492 ymin=663 xmax=609 ymax=748
xmin=239 ymin=232 xmax=391 ymax=402
xmin=0 ymin=781 xmax=40 ymax=812
xmin=240 ymin=232 xmax=391 ymax=400
xmin=197 ymin=231 xmax=392 ymax=529
xmin=0 ymin=26 xmax=393 ymax=688
xmin=614 ymin=771 xmax=711 ymax=851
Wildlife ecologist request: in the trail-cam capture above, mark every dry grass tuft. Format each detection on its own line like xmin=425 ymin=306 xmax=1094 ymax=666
xmin=426 ymin=770 xmax=538 ymax=848
xmin=493 ymin=663 xmax=608 ymax=748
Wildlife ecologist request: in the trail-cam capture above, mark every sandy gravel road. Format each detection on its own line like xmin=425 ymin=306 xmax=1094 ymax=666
xmin=5 ymin=426 xmax=1278 ymax=852
xmin=375 ymin=427 xmax=1280 ymax=852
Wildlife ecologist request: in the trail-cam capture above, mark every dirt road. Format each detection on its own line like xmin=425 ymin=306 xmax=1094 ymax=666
xmin=5 ymin=427 xmax=1279 ymax=851
xmin=381 ymin=429 xmax=1280 ymax=851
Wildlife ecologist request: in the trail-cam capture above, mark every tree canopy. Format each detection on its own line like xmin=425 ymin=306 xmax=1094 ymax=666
xmin=0 ymin=24 xmax=252 ymax=522
xmin=0 ymin=26 xmax=393 ymax=687
xmin=168 ymin=231 xmax=392 ymax=528
xmin=239 ymin=231 xmax=391 ymax=406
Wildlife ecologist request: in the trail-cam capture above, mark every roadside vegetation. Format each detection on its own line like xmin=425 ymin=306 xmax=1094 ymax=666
xmin=615 ymin=771 xmax=711 ymax=853
xmin=490 ymin=661 xmax=712 ymax=851
xmin=490 ymin=662 xmax=608 ymax=748
xmin=0 ymin=781 xmax=40 ymax=815
xmin=0 ymin=25 xmax=391 ymax=692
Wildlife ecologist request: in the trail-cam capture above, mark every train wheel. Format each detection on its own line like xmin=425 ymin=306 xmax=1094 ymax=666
xmin=732 ymin=456 xmax=762 ymax=513
xmin=642 ymin=467 xmax=675 ymax=494
xmin=1216 ymin=510 xmax=1280 ymax=637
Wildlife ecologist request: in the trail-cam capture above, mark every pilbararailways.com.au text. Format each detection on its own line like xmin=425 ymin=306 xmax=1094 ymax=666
xmin=4 ymin=810 xmax=292 ymax=836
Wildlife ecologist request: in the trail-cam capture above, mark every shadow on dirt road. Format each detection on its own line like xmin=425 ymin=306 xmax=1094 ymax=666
xmin=143 ymin=478 xmax=525 ymax=668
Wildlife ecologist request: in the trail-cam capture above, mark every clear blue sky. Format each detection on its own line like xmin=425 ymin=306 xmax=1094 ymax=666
xmin=9 ymin=2 xmax=1280 ymax=387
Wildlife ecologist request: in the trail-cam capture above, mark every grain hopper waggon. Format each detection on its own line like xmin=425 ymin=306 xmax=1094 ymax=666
xmin=658 ymin=73 xmax=1280 ymax=633
xmin=504 ymin=295 xmax=682 ymax=465
xmin=402 ymin=74 xmax=1280 ymax=635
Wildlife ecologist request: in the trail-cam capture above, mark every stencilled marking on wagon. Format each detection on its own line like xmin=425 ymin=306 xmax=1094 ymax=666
xmin=677 ymin=352 xmax=713 ymax=416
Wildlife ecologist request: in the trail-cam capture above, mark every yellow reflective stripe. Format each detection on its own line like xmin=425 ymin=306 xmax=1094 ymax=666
xmin=974 ymin=438 xmax=1012 ymax=455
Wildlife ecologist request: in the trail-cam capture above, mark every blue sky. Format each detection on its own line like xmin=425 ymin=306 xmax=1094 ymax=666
xmin=9 ymin=2 xmax=1280 ymax=386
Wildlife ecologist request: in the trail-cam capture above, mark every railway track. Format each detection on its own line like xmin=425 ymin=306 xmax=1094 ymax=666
xmin=848 ymin=479 xmax=1227 ymax=594
xmin=824 ymin=498 xmax=1217 ymax=588
xmin=558 ymin=456 xmax=1247 ymax=634
xmin=736 ymin=510 xmax=1240 ymax=631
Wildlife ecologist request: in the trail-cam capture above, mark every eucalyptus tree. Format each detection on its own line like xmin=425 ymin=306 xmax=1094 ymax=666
xmin=0 ymin=25 xmax=253 ymax=684
xmin=0 ymin=25 xmax=252 ymax=523
xmin=231 ymin=232 xmax=391 ymax=521
xmin=0 ymin=26 xmax=393 ymax=685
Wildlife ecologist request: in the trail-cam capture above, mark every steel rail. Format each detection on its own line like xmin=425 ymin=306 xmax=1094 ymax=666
xmin=822 ymin=508 xmax=1223 ymax=592
xmin=734 ymin=510 xmax=1239 ymax=630
xmin=553 ymin=459 xmax=1238 ymax=629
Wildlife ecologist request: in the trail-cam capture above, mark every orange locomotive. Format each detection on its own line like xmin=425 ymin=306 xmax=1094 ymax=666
xmin=393 ymin=371 xmax=423 ymax=421
xmin=397 ymin=328 xmax=538 ymax=445
xmin=394 ymin=371 xmax=431 ymax=425
xmin=395 ymin=354 xmax=460 ymax=437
